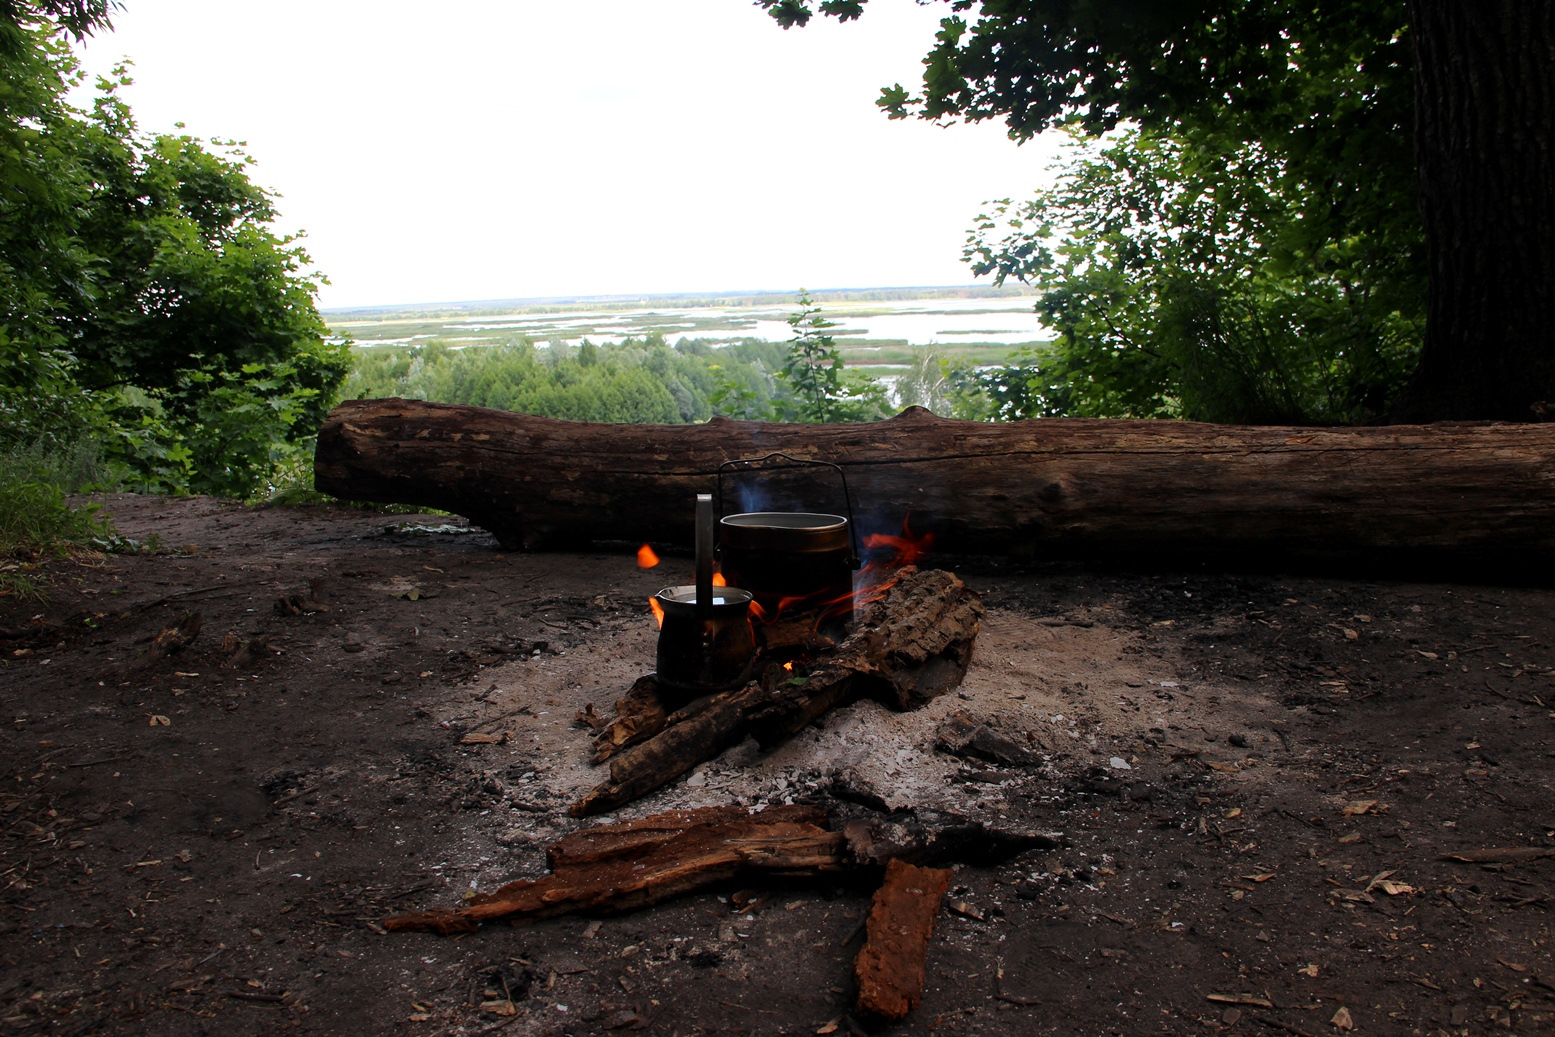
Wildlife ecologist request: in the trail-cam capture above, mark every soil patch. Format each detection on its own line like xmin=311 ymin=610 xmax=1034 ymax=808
xmin=1 ymin=495 xmax=1552 ymax=1035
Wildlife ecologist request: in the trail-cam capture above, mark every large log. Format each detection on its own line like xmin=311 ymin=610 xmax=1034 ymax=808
xmin=314 ymin=398 xmax=1555 ymax=576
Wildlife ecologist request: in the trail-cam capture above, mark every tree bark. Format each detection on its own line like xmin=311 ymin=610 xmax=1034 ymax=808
xmin=1397 ymin=1 xmax=1555 ymax=421
xmin=315 ymin=398 xmax=1555 ymax=578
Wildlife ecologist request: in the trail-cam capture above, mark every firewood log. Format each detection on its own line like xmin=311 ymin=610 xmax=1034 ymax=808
xmin=570 ymin=570 xmax=983 ymax=816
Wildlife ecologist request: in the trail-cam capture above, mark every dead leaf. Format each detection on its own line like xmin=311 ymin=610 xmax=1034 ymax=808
xmin=1207 ymin=761 xmax=1241 ymax=773
xmin=1225 ymin=808 xmax=1242 ymax=819
xmin=1341 ymin=799 xmax=1381 ymax=817
xmin=1499 ymin=959 xmax=1529 ymax=973
xmin=480 ymin=999 xmax=517 ymax=1016
xmin=1207 ymin=993 xmax=1274 ymax=1008
xmin=1337 ymin=833 xmax=1362 ymax=844
xmin=408 ymin=1014 xmax=430 ymax=1022
xmin=1241 ymin=873 xmax=1277 ymax=884
xmin=816 ymin=1021 xmax=841 ymax=1035
xmin=460 ymin=732 xmax=508 ymax=746
xmin=148 ymin=715 xmax=170 ymax=727
xmin=1331 ymin=1005 xmax=1355 ymax=1030
xmin=1416 ymin=650 xmax=1439 ymax=660
xmin=1343 ymin=628 xmax=1359 ymax=640
xmin=1375 ymin=880 xmax=1417 ymax=896
xmin=1298 ymin=964 xmax=1320 ymax=978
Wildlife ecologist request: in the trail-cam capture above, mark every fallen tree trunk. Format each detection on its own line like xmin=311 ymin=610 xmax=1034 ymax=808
xmin=315 ymin=398 xmax=1555 ymax=576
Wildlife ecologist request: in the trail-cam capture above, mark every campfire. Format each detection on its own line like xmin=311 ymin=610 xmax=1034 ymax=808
xmin=572 ymin=486 xmax=983 ymax=819
xmin=391 ymin=460 xmax=1002 ymax=1025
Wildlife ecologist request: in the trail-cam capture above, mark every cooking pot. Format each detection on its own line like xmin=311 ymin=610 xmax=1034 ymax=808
xmin=653 ymin=584 xmax=756 ymax=695
xmin=715 ymin=453 xmax=861 ymax=614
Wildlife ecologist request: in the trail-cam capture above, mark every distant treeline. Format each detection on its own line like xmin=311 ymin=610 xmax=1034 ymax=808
xmin=343 ymin=334 xmax=800 ymax=424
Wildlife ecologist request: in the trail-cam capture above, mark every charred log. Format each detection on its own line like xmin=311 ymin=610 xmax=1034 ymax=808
xmin=571 ymin=569 xmax=982 ymax=817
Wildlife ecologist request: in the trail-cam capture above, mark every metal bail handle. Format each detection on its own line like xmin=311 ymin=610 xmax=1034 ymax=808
xmin=715 ymin=452 xmax=861 ymax=569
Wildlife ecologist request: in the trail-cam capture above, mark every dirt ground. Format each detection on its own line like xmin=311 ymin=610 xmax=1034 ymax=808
xmin=2 ymin=494 xmax=1553 ymax=1037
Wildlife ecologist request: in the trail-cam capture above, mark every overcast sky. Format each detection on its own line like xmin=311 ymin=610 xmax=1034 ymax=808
xmin=73 ymin=1 xmax=1061 ymax=310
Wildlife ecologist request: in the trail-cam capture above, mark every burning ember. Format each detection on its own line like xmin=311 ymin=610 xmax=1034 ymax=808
xmin=777 ymin=516 xmax=935 ymax=626
xmin=636 ymin=544 xmax=661 ymax=568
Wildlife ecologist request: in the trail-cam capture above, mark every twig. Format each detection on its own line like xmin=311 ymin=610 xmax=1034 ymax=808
xmin=1256 ymin=1016 xmax=1319 ymax=1037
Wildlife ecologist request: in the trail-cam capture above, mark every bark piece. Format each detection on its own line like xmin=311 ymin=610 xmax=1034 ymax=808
xmin=315 ymin=399 xmax=1555 ymax=576
xmin=383 ymin=804 xmax=844 ymax=933
xmin=383 ymin=806 xmax=1047 ymax=935
xmin=853 ymin=858 xmax=953 ymax=1023
xmin=588 ymin=675 xmax=669 ymax=764
xmin=935 ymin=711 xmax=1043 ymax=767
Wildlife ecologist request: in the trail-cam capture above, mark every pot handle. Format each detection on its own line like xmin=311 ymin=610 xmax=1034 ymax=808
xmin=716 ymin=452 xmax=860 ymax=569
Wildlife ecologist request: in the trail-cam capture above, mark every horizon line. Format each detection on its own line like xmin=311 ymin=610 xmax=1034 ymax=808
xmin=319 ymin=283 xmax=1035 ymax=316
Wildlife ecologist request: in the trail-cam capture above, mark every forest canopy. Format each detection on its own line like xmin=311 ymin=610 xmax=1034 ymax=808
xmin=0 ymin=1 xmax=347 ymax=498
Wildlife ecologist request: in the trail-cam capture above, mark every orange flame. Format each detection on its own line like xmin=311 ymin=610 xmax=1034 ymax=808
xmin=637 ymin=544 xmax=661 ymax=568
xmin=713 ymin=571 xmax=727 ymax=587
xmin=783 ymin=661 xmax=794 ymax=672
xmin=746 ymin=515 xmax=936 ymax=629
xmin=648 ymin=596 xmax=665 ymax=629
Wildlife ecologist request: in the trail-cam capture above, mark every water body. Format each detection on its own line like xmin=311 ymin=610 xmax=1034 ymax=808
xmin=338 ymin=294 xmax=1050 ymax=349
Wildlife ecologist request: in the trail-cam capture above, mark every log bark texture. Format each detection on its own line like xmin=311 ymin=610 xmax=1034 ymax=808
xmin=315 ymin=398 xmax=1555 ymax=576
xmin=382 ymin=804 xmax=1052 ymax=935
xmin=854 ymin=859 xmax=953 ymax=1023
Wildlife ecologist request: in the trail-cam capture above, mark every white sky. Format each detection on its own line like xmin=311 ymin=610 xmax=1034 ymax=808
xmin=73 ymin=1 xmax=1061 ymax=310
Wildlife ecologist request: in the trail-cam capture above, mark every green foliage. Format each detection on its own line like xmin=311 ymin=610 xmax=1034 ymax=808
xmin=344 ymin=335 xmax=799 ymax=426
xmin=776 ymin=292 xmax=889 ymax=423
xmin=0 ymin=439 xmax=112 ymax=558
xmin=962 ymin=128 xmax=1422 ymax=423
xmin=764 ymin=1 xmax=1426 ymax=425
xmin=0 ymin=10 xmax=347 ymax=499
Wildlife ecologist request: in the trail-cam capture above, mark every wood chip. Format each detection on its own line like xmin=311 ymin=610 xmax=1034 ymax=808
xmin=1207 ymin=993 xmax=1274 ymax=1008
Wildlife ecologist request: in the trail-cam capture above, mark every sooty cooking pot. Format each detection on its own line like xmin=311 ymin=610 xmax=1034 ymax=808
xmin=716 ymin=453 xmax=861 ymax=613
xmin=653 ymin=584 xmax=756 ymax=695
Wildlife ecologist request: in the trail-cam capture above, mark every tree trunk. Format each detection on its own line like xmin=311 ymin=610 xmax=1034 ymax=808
xmin=1397 ymin=0 xmax=1555 ymax=421
xmin=315 ymin=398 xmax=1555 ymax=578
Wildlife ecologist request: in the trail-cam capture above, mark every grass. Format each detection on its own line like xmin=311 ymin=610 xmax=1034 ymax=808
xmin=0 ymin=440 xmax=117 ymax=601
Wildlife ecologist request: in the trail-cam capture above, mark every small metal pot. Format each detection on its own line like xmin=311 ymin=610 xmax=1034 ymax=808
xmin=719 ymin=512 xmax=855 ymax=613
xmin=653 ymin=585 xmax=756 ymax=695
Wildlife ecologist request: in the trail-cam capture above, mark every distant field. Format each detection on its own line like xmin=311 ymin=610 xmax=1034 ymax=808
xmin=325 ymin=286 xmax=1052 ymax=374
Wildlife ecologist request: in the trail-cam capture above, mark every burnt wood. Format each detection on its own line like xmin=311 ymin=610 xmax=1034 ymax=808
xmin=571 ymin=568 xmax=983 ymax=817
xmin=315 ymin=398 xmax=1555 ymax=578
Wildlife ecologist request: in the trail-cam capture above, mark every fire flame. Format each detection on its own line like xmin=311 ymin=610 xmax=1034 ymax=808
xmin=713 ymin=571 xmax=727 ymax=587
xmin=648 ymin=595 xmax=665 ymax=629
xmin=636 ymin=544 xmax=661 ymax=568
xmin=748 ymin=515 xmax=937 ymax=628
